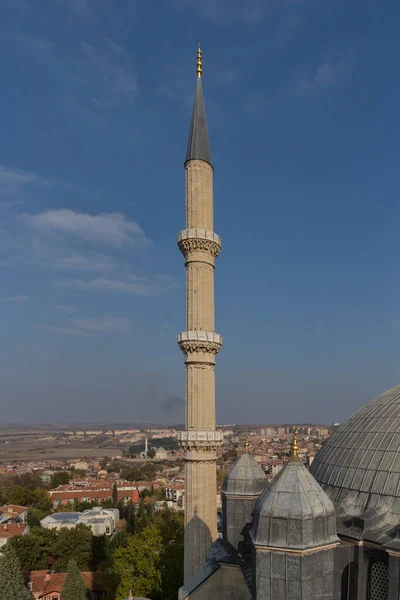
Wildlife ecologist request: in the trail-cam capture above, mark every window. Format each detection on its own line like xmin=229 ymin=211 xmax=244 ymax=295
xmin=341 ymin=562 xmax=357 ymax=599
xmin=369 ymin=560 xmax=388 ymax=600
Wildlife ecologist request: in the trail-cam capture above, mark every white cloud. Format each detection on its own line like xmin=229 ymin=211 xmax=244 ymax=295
xmin=0 ymin=166 xmax=49 ymax=203
xmin=56 ymin=305 xmax=77 ymax=313
xmin=37 ymin=315 xmax=132 ymax=336
xmin=294 ymin=57 xmax=353 ymax=96
xmin=6 ymin=295 xmax=30 ymax=302
xmin=55 ymin=275 xmax=178 ymax=296
xmin=53 ymin=253 xmax=117 ymax=271
xmin=70 ymin=316 xmax=132 ymax=335
xmin=23 ymin=209 xmax=150 ymax=247
xmin=36 ymin=324 xmax=91 ymax=336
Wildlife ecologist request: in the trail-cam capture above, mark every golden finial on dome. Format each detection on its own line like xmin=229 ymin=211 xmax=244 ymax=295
xmin=197 ymin=44 xmax=202 ymax=78
xmin=291 ymin=428 xmax=299 ymax=459
xmin=245 ymin=434 xmax=249 ymax=453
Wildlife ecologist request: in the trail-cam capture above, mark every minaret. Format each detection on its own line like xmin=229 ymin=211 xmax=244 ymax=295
xmin=177 ymin=46 xmax=223 ymax=581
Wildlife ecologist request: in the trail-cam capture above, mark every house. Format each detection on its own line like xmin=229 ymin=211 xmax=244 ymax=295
xmin=41 ymin=507 xmax=119 ymax=536
xmin=49 ymin=480 xmax=139 ymax=508
xmin=0 ymin=522 xmax=30 ymax=548
xmin=0 ymin=504 xmax=28 ymax=524
xmin=26 ymin=570 xmax=106 ymax=599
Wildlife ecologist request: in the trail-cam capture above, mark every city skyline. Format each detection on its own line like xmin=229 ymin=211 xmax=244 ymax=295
xmin=1 ymin=0 xmax=400 ymax=424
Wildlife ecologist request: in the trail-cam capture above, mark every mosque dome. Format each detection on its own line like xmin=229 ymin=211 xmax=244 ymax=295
xmin=222 ymin=452 xmax=267 ymax=496
xmin=310 ymin=384 xmax=400 ymax=512
xmin=251 ymin=460 xmax=338 ymax=550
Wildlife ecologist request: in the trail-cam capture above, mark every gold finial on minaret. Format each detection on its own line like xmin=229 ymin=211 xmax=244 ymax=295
xmin=197 ymin=44 xmax=202 ymax=78
xmin=291 ymin=428 xmax=299 ymax=459
xmin=245 ymin=434 xmax=249 ymax=453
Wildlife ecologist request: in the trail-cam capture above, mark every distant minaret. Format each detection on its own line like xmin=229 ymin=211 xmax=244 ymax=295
xmin=144 ymin=435 xmax=148 ymax=459
xmin=177 ymin=46 xmax=223 ymax=581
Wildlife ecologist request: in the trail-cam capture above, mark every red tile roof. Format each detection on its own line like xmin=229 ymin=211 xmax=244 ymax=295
xmin=0 ymin=504 xmax=27 ymax=513
xmin=26 ymin=570 xmax=105 ymax=596
xmin=0 ymin=523 xmax=29 ymax=538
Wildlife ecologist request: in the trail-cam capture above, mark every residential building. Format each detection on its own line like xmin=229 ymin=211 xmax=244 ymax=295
xmin=26 ymin=570 xmax=106 ymax=599
xmin=0 ymin=522 xmax=30 ymax=548
xmin=40 ymin=507 xmax=118 ymax=536
xmin=0 ymin=504 xmax=28 ymax=523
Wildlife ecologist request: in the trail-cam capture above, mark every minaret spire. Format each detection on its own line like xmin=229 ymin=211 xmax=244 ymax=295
xmin=186 ymin=46 xmax=212 ymax=166
xmin=177 ymin=46 xmax=223 ymax=582
xmin=197 ymin=44 xmax=202 ymax=78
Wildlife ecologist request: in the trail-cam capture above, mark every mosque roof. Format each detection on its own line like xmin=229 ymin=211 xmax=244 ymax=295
xmin=185 ymin=48 xmax=212 ymax=167
xmin=222 ymin=452 xmax=267 ymax=496
xmin=310 ymin=383 xmax=400 ymax=514
xmin=250 ymin=460 xmax=339 ymax=550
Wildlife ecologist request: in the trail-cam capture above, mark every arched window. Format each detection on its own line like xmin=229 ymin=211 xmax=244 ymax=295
xmin=341 ymin=562 xmax=357 ymax=599
xmin=369 ymin=560 xmax=388 ymax=600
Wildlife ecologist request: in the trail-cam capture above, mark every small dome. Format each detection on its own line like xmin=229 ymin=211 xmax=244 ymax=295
xmin=222 ymin=453 xmax=267 ymax=496
xmin=310 ymin=384 xmax=400 ymax=510
xmin=251 ymin=460 xmax=338 ymax=550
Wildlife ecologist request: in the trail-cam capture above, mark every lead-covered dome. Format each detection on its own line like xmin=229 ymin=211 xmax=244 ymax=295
xmin=222 ymin=453 xmax=267 ymax=496
xmin=251 ymin=460 xmax=338 ymax=550
xmin=310 ymin=384 xmax=400 ymax=511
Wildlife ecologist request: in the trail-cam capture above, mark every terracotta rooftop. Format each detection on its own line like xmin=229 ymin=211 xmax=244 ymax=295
xmin=26 ymin=570 xmax=104 ymax=596
xmin=0 ymin=522 xmax=29 ymax=538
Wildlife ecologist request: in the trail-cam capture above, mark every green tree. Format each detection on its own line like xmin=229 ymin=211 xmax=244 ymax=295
xmin=32 ymin=488 xmax=52 ymax=511
xmin=50 ymin=471 xmax=71 ymax=488
xmin=112 ymin=483 xmax=118 ymax=507
xmin=26 ymin=507 xmax=49 ymax=528
xmin=61 ymin=559 xmax=89 ymax=600
xmin=217 ymin=468 xmax=227 ymax=488
xmin=51 ymin=524 xmax=93 ymax=571
xmin=111 ymin=523 xmax=162 ymax=599
xmin=136 ymin=499 xmax=148 ymax=532
xmin=91 ymin=535 xmax=110 ymax=570
xmin=124 ymin=501 xmax=136 ymax=534
xmin=0 ymin=544 xmax=31 ymax=600
xmin=7 ymin=484 xmax=33 ymax=507
xmin=153 ymin=507 xmax=184 ymax=600
xmin=100 ymin=456 xmax=110 ymax=470
xmin=109 ymin=529 xmax=128 ymax=552
xmin=9 ymin=526 xmax=56 ymax=570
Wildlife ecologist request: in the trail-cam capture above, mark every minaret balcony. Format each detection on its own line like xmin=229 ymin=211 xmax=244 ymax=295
xmin=177 ymin=430 xmax=224 ymax=452
xmin=177 ymin=330 xmax=223 ymax=355
xmin=177 ymin=228 xmax=222 ymax=258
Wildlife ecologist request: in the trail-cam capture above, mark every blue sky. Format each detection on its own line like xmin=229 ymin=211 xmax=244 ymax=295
xmin=1 ymin=0 xmax=400 ymax=425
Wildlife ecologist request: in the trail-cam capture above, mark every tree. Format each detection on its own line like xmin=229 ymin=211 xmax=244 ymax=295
xmin=112 ymin=483 xmax=118 ymax=507
xmin=111 ymin=523 xmax=163 ymax=599
xmin=26 ymin=507 xmax=49 ymax=528
xmin=109 ymin=530 xmax=128 ymax=552
xmin=0 ymin=544 xmax=31 ymax=600
xmin=153 ymin=507 xmax=184 ymax=600
xmin=100 ymin=456 xmax=110 ymax=470
xmin=32 ymin=488 xmax=52 ymax=511
xmin=61 ymin=559 xmax=89 ymax=600
xmin=50 ymin=471 xmax=71 ymax=488
xmin=124 ymin=501 xmax=136 ymax=535
xmin=91 ymin=535 xmax=110 ymax=570
xmin=51 ymin=524 xmax=93 ymax=571
xmin=7 ymin=484 xmax=33 ymax=507
xmin=217 ymin=468 xmax=227 ymax=488
xmin=9 ymin=526 xmax=56 ymax=570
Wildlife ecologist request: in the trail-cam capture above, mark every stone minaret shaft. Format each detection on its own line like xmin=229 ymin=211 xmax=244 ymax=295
xmin=177 ymin=47 xmax=223 ymax=582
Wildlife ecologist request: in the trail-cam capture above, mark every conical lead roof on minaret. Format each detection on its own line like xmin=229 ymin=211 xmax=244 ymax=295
xmin=185 ymin=47 xmax=212 ymax=167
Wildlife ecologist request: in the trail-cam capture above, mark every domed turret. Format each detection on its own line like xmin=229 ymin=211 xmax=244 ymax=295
xmin=251 ymin=459 xmax=338 ymax=550
xmin=222 ymin=452 xmax=267 ymax=497
xmin=250 ymin=432 xmax=339 ymax=600
xmin=221 ymin=437 xmax=267 ymax=553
